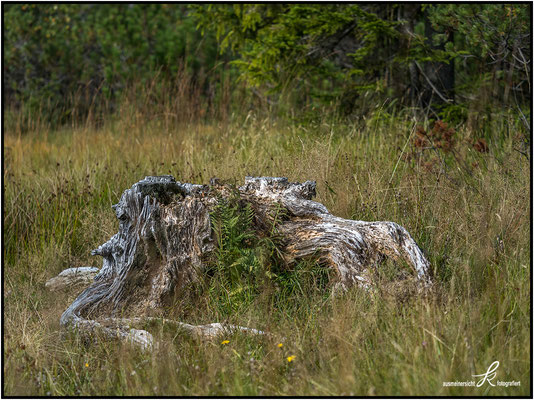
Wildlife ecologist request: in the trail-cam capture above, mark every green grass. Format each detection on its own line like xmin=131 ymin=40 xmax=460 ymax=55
xmin=3 ymin=109 xmax=530 ymax=396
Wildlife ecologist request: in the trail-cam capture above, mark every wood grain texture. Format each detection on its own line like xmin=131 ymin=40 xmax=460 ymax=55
xmin=45 ymin=267 xmax=99 ymax=292
xmin=58 ymin=175 xmax=431 ymax=348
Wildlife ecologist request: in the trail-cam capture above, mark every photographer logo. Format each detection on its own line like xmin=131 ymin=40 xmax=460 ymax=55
xmin=472 ymin=361 xmax=499 ymax=387
xmin=442 ymin=361 xmax=520 ymax=388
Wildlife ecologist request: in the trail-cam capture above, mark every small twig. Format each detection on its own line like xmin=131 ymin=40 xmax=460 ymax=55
xmin=414 ymin=61 xmax=453 ymax=104
xmin=516 ymin=46 xmax=531 ymax=90
xmin=514 ymin=101 xmax=531 ymax=132
xmin=513 ymin=147 xmax=529 ymax=160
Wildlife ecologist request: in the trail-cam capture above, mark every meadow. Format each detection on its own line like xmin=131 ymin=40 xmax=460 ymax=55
xmin=3 ymin=105 xmax=530 ymax=396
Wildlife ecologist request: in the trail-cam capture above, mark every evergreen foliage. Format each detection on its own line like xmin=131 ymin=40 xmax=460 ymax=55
xmin=3 ymin=4 xmax=531 ymax=126
xmin=193 ymin=4 xmax=530 ymax=114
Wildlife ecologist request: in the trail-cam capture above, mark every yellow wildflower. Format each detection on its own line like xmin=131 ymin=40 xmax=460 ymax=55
xmin=85 ymin=362 xmax=89 ymax=368
xmin=277 ymin=343 xmax=283 ymax=348
xmin=221 ymin=340 xmax=230 ymax=345
xmin=287 ymin=355 xmax=296 ymax=363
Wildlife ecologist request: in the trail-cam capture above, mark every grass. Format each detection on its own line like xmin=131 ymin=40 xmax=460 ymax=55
xmin=3 ymin=107 xmax=530 ymax=396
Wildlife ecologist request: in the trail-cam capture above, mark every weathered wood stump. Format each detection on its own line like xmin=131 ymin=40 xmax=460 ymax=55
xmin=57 ymin=176 xmax=431 ymax=349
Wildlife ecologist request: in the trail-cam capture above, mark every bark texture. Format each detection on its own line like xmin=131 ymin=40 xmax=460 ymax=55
xmin=58 ymin=175 xmax=431 ymax=348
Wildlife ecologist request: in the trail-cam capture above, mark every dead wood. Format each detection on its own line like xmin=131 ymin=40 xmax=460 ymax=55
xmin=45 ymin=267 xmax=99 ymax=292
xmin=56 ymin=175 xmax=431 ymax=349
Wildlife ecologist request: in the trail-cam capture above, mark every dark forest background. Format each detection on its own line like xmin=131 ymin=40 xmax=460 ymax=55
xmin=4 ymin=3 xmax=531 ymax=135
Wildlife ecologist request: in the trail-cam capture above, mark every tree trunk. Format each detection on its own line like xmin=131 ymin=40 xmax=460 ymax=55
xmin=399 ymin=4 xmax=422 ymax=107
xmin=57 ymin=176 xmax=432 ymax=349
xmin=423 ymin=8 xmax=455 ymax=107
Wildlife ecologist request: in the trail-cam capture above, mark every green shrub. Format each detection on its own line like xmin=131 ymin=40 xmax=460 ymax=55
xmin=4 ymin=4 xmax=224 ymax=127
xmin=205 ymin=190 xmax=332 ymax=319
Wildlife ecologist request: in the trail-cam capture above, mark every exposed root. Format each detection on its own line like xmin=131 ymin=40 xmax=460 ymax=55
xmin=45 ymin=267 xmax=99 ymax=292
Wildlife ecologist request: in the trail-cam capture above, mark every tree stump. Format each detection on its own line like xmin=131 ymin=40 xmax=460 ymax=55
xmin=57 ymin=176 xmax=431 ymax=349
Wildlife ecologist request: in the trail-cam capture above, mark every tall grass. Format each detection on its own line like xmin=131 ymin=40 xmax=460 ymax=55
xmin=3 ymin=100 xmax=530 ymax=395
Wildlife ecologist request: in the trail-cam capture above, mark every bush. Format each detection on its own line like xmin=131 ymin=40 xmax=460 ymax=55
xmin=3 ymin=4 xmax=225 ymax=126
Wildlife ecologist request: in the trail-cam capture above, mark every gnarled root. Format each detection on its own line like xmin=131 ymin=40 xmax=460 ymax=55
xmin=61 ymin=314 xmax=266 ymax=351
